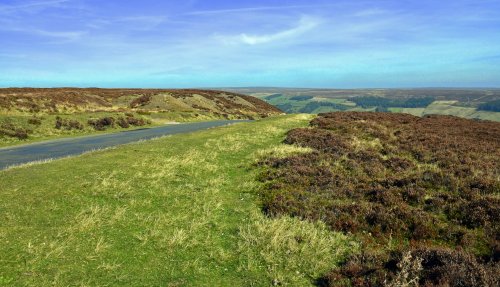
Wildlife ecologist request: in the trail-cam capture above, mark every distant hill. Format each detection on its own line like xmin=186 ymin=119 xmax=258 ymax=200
xmin=0 ymin=88 xmax=282 ymax=118
xmin=223 ymin=88 xmax=500 ymax=122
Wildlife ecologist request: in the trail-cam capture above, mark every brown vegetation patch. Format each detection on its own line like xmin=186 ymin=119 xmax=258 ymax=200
xmin=129 ymin=94 xmax=152 ymax=108
xmin=87 ymin=117 xmax=115 ymax=131
xmin=0 ymin=122 xmax=31 ymax=139
xmin=55 ymin=116 xmax=84 ymax=130
xmin=87 ymin=115 xmax=148 ymax=131
xmin=259 ymin=112 xmax=500 ymax=286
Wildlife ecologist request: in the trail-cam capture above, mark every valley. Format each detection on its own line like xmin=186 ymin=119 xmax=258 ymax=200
xmin=224 ymin=88 xmax=500 ymax=122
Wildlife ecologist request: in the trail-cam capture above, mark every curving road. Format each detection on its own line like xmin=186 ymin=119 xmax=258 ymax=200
xmin=0 ymin=120 xmax=248 ymax=170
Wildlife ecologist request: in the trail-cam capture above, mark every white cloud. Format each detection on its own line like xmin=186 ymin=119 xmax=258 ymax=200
xmin=218 ymin=16 xmax=320 ymax=45
xmin=32 ymin=29 xmax=85 ymax=40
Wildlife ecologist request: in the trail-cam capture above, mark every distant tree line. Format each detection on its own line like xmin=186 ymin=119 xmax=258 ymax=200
xmin=478 ymin=99 xmax=500 ymax=112
xmin=290 ymin=95 xmax=314 ymax=101
xmin=299 ymin=102 xmax=349 ymax=113
xmin=265 ymin=94 xmax=283 ymax=101
xmin=350 ymin=96 xmax=435 ymax=108
xmin=275 ymin=103 xmax=294 ymax=113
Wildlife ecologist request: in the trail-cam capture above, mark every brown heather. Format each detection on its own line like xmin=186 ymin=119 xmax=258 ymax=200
xmin=258 ymin=112 xmax=500 ymax=286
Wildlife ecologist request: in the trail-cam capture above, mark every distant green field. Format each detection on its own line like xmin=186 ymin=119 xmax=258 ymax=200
xmin=257 ymin=94 xmax=500 ymax=122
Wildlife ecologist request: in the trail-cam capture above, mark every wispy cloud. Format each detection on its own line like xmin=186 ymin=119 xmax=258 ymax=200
xmin=186 ymin=4 xmax=335 ymax=16
xmin=217 ymin=16 xmax=320 ymax=45
xmin=0 ymin=24 xmax=86 ymax=41
xmin=354 ymin=8 xmax=389 ymax=17
xmin=87 ymin=16 xmax=167 ymax=30
xmin=32 ymin=29 xmax=85 ymax=40
xmin=0 ymin=0 xmax=69 ymax=14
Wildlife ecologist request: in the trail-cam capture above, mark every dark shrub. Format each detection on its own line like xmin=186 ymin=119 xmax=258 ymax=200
xmin=88 ymin=117 xmax=115 ymax=130
xmin=129 ymin=94 xmax=152 ymax=108
xmin=126 ymin=116 xmax=146 ymax=126
xmin=12 ymin=129 xmax=29 ymax=139
xmin=28 ymin=117 xmax=42 ymax=125
xmin=55 ymin=116 xmax=84 ymax=130
xmin=68 ymin=120 xmax=84 ymax=130
xmin=117 ymin=117 xmax=130 ymax=128
xmin=0 ymin=123 xmax=31 ymax=140
xmin=55 ymin=116 xmax=63 ymax=129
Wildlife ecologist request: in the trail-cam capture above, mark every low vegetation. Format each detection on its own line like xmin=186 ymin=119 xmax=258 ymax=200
xmin=258 ymin=112 xmax=500 ymax=286
xmin=0 ymin=115 xmax=358 ymax=286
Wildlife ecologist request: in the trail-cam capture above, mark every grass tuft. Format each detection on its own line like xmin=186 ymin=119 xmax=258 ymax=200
xmin=238 ymin=211 xmax=358 ymax=286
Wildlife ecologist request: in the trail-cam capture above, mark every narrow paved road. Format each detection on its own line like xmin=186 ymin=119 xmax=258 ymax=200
xmin=0 ymin=120 xmax=248 ymax=170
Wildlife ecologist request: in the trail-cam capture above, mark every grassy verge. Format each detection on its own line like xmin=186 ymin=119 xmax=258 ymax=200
xmin=0 ymin=114 xmax=356 ymax=286
xmin=0 ymin=111 xmax=231 ymax=148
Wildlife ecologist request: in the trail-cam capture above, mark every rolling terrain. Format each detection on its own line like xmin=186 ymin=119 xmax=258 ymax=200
xmin=1 ymin=108 xmax=499 ymax=286
xmin=1 ymin=87 xmax=499 ymax=286
xmin=0 ymin=88 xmax=282 ymax=147
xmin=224 ymin=88 xmax=500 ymax=121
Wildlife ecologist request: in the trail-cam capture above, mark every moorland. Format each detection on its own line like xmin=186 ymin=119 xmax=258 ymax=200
xmin=0 ymin=88 xmax=499 ymax=287
xmin=259 ymin=112 xmax=500 ymax=286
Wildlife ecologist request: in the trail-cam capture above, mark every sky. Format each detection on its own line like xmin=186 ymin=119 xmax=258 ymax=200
xmin=0 ymin=0 xmax=499 ymax=88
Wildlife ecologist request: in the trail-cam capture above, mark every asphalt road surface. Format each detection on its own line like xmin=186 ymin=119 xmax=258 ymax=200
xmin=0 ymin=120 xmax=248 ymax=170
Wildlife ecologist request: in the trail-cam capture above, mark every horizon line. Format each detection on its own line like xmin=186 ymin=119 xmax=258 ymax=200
xmin=1 ymin=86 xmax=500 ymax=90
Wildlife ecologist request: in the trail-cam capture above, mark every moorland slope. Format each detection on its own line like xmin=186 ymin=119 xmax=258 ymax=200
xmin=259 ymin=112 xmax=500 ymax=286
xmin=0 ymin=88 xmax=281 ymax=116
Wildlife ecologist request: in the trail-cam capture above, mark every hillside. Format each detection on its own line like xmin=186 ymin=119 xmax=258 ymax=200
xmin=0 ymin=88 xmax=282 ymax=146
xmin=224 ymin=88 xmax=500 ymax=122
xmin=259 ymin=112 xmax=500 ymax=286
xmin=0 ymin=88 xmax=281 ymax=117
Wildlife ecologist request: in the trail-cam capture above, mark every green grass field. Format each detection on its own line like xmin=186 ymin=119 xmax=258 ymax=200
xmin=0 ymin=115 xmax=356 ymax=286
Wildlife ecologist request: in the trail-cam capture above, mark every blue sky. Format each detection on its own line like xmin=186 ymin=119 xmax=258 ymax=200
xmin=0 ymin=0 xmax=499 ymax=88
